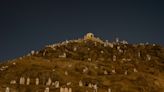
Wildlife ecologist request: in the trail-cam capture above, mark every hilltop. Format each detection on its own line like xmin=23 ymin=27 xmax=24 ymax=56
xmin=0 ymin=33 xmax=164 ymax=92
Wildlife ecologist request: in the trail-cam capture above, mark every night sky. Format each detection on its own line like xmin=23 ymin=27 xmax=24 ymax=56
xmin=0 ymin=0 xmax=164 ymax=61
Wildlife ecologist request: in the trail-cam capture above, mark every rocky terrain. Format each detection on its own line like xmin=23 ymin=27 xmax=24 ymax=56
xmin=0 ymin=33 xmax=164 ymax=92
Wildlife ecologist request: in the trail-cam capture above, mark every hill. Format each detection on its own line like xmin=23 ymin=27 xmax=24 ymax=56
xmin=0 ymin=33 xmax=164 ymax=92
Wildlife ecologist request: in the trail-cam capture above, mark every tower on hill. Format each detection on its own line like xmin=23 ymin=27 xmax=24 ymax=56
xmin=84 ymin=33 xmax=95 ymax=40
xmin=84 ymin=33 xmax=104 ymax=43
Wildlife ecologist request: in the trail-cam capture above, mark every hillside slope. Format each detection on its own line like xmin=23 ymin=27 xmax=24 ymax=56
xmin=0 ymin=33 xmax=164 ymax=92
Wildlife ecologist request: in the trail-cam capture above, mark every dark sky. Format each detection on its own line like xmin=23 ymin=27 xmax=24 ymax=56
xmin=0 ymin=0 xmax=164 ymax=61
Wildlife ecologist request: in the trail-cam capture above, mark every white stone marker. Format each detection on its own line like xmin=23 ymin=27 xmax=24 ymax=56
xmin=60 ymin=87 xmax=64 ymax=92
xmin=83 ymin=67 xmax=88 ymax=73
xmin=93 ymin=84 xmax=98 ymax=92
xmin=10 ymin=80 xmax=16 ymax=84
xmin=108 ymin=88 xmax=111 ymax=92
xmin=67 ymin=82 xmax=71 ymax=86
xmin=79 ymin=80 xmax=83 ymax=87
xmin=44 ymin=87 xmax=49 ymax=92
xmin=147 ymin=54 xmax=151 ymax=61
xmin=26 ymin=77 xmax=30 ymax=85
xmin=46 ymin=78 xmax=52 ymax=86
xmin=31 ymin=50 xmax=35 ymax=55
xmin=59 ymin=53 xmax=67 ymax=58
xmin=100 ymin=50 xmax=104 ymax=54
xmin=12 ymin=62 xmax=16 ymax=65
xmin=138 ymin=52 xmax=141 ymax=58
xmin=73 ymin=47 xmax=77 ymax=51
xmin=68 ymin=88 xmax=72 ymax=92
xmin=88 ymin=83 xmax=92 ymax=88
xmin=64 ymin=87 xmax=69 ymax=92
xmin=113 ymin=55 xmax=116 ymax=61
xmin=5 ymin=87 xmax=10 ymax=92
xmin=65 ymin=71 xmax=68 ymax=76
xmin=116 ymin=38 xmax=119 ymax=43
xmin=55 ymin=81 xmax=60 ymax=88
xmin=112 ymin=69 xmax=116 ymax=74
xmin=104 ymin=70 xmax=108 ymax=75
xmin=109 ymin=43 xmax=114 ymax=48
xmin=88 ymin=58 xmax=92 ymax=61
xmin=20 ymin=77 xmax=25 ymax=85
xmin=133 ymin=68 xmax=138 ymax=73
xmin=36 ymin=78 xmax=39 ymax=85
xmin=124 ymin=70 xmax=128 ymax=75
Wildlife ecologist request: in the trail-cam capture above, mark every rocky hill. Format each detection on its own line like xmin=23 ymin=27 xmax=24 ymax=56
xmin=0 ymin=33 xmax=164 ymax=92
